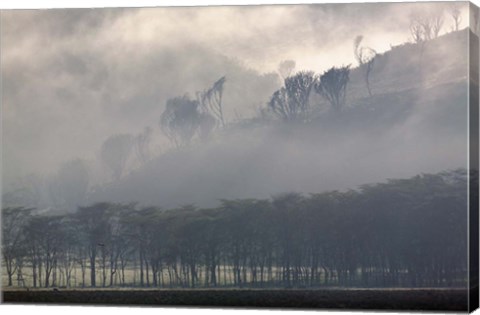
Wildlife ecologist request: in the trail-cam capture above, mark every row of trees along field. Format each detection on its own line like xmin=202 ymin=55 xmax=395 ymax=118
xmin=2 ymin=169 xmax=470 ymax=289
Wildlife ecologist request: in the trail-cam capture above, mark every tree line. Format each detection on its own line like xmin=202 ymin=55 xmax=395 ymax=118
xmin=2 ymin=169 xmax=470 ymax=289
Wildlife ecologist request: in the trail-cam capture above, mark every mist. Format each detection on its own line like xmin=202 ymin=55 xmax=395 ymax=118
xmin=1 ymin=2 xmax=472 ymax=211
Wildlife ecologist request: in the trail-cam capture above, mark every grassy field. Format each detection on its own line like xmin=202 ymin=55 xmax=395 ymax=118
xmin=1 ymin=288 xmax=469 ymax=311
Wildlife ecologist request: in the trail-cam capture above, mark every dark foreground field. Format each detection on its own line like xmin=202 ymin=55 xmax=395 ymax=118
xmin=1 ymin=288 xmax=469 ymax=311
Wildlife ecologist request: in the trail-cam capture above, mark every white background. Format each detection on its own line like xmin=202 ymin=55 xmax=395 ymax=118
xmin=1 ymin=0 xmax=479 ymax=315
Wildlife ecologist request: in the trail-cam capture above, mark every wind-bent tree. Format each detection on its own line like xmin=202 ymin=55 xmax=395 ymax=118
xmin=315 ymin=66 xmax=351 ymax=113
xmin=278 ymin=60 xmax=296 ymax=80
xmin=160 ymin=95 xmax=203 ymax=147
xmin=354 ymin=35 xmax=377 ymax=97
xmin=268 ymin=71 xmax=316 ymax=122
xmin=198 ymin=76 xmax=227 ymax=128
xmin=101 ymin=134 xmax=134 ymax=181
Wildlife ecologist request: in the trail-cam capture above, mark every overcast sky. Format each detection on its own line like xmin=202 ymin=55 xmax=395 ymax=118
xmin=1 ymin=2 xmax=469 ymax=185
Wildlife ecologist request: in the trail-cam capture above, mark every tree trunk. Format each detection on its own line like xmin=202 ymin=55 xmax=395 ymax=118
xmin=90 ymin=251 xmax=96 ymax=287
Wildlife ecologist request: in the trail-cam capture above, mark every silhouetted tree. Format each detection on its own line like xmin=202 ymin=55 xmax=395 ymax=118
xmin=449 ymin=5 xmax=462 ymax=32
xmin=354 ymin=35 xmax=376 ymax=97
xmin=315 ymin=66 xmax=350 ymax=112
xmin=448 ymin=3 xmax=462 ymax=32
xmin=198 ymin=76 xmax=227 ymax=128
xmin=75 ymin=203 xmax=112 ymax=287
xmin=410 ymin=19 xmax=425 ymax=44
xmin=2 ymin=207 xmax=32 ymax=286
xmin=268 ymin=71 xmax=315 ymax=122
xmin=26 ymin=215 xmax=66 ymax=287
xmin=431 ymin=14 xmax=444 ymax=38
xmin=410 ymin=11 xmax=444 ymax=42
xmin=160 ymin=95 xmax=203 ymax=147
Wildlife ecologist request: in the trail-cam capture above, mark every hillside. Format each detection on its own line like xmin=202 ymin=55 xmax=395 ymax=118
xmin=90 ymin=30 xmax=471 ymax=208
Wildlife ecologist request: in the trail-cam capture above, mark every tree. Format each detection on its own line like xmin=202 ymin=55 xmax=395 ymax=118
xmin=410 ymin=19 xmax=425 ymax=44
xmin=75 ymin=203 xmax=113 ymax=287
xmin=26 ymin=215 xmax=66 ymax=287
xmin=268 ymin=71 xmax=315 ymax=122
xmin=315 ymin=66 xmax=351 ymax=113
xmin=354 ymin=35 xmax=377 ymax=97
xmin=271 ymin=193 xmax=305 ymax=287
xmin=197 ymin=76 xmax=227 ymax=128
xmin=431 ymin=14 xmax=444 ymax=38
xmin=101 ymin=134 xmax=134 ymax=181
xmin=2 ymin=207 xmax=32 ymax=286
xmin=410 ymin=11 xmax=444 ymax=43
xmin=449 ymin=5 xmax=462 ymax=32
xmin=160 ymin=95 xmax=203 ymax=147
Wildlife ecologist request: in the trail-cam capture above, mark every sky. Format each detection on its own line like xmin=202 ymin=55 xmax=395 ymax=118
xmin=0 ymin=1 xmax=470 ymax=187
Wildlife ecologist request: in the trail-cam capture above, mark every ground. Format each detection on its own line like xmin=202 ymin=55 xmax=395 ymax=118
xmin=1 ymin=288 xmax=470 ymax=311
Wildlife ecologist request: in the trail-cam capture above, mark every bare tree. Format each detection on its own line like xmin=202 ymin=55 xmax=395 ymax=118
xmin=431 ymin=14 xmax=444 ymax=38
xmin=410 ymin=19 xmax=425 ymax=44
xmin=315 ymin=66 xmax=351 ymax=113
xmin=449 ymin=5 xmax=462 ymax=32
xmin=410 ymin=11 xmax=444 ymax=43
xmin=354 ymin=35 xmax=377 ymax=97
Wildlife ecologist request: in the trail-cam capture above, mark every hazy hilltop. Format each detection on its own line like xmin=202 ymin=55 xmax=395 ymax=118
xmin=89 ymin=29 xmax=471 ymax=209
xmin=348 ymin=29 xmax=468 ymax=97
